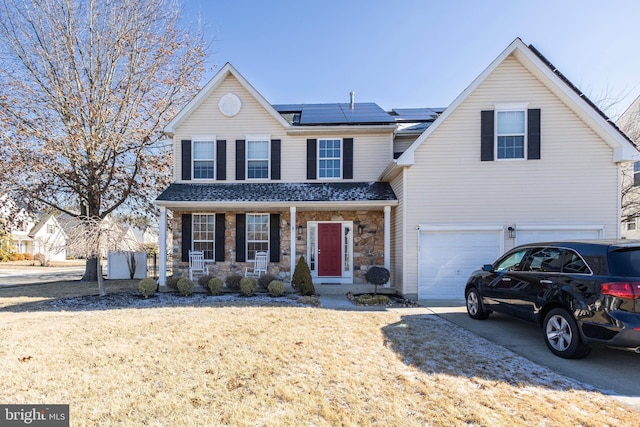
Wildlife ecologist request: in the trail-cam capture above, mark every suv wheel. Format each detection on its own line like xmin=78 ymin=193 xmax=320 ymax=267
xmin=543 ymin=308 xmax=590 ymax=359
xmin=465 ymin=287 xmax=489 ymax=320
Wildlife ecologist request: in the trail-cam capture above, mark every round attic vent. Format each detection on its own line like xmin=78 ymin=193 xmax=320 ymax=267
xmin=218 ymin=93 xmax=242 ymax=117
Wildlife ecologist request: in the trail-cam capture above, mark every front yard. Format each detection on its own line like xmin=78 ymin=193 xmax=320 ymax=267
xmin=0 ymin=281 xmax=637 ymax=426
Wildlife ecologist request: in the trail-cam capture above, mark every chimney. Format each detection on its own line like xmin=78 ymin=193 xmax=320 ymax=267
xmin=350 ymin=91 xmax=355 ymax=109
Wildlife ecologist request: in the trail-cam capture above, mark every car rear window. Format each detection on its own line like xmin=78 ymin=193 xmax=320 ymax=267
xmin=608 ymin=248 xmax=640 ymax=277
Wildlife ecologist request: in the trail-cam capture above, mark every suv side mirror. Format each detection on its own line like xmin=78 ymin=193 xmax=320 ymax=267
xmin=482 ymin=264 xmax=494 ymax=272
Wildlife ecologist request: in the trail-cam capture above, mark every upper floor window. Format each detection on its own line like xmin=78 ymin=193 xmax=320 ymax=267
xmin=46 ymin=224 xmax=54 ymax=234
xmin=247 ymin=213 xmax=269 ymax=260
xmin=634 ymin=161 xmax=640 ymax=186
xmin=247 ymin=139 xmax=270 ymax=179
xmin=496 ymin=110 xmax=526 ymax=159
xmin=193 ymin=140 xmax=215 ymax=179
xmin=193 ymin=214 xmax=215 ymax=260
xmin=319 ymin=138 xmax=341 ymax=178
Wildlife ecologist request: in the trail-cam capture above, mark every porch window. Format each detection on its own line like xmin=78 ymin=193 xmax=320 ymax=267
xmin=247 ymin=214 xmax=269 ymax=260
xmin=193 ymin=214 xmax=214 ymax=259
xmin=318 ymin=138 xmax=341 ymax=178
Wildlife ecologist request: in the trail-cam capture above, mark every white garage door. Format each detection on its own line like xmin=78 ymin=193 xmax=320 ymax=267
xmin=515 ymin=227 xmax=603 ymax=246
xmin=418 ymin=228 xmax=502 ymax=300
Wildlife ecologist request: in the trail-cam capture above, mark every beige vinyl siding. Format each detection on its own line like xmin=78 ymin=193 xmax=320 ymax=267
xmin=389 ymin=170 xmax=405 ymax=291
xmin=401 ymin=54 xmax=620 ymax=296
xmin=173 ymin=75 xmax=394 ymax=182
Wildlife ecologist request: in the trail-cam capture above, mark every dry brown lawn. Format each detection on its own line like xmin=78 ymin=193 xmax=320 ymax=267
xmin=0 ymin=280 xmax=638 ymax=426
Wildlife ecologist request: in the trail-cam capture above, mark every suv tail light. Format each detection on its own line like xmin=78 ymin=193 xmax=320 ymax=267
xmin=601 ymin=282 xmax=640 ymax=299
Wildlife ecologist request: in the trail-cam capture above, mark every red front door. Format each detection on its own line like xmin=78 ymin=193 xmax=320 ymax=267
xmin=318 ymin=223 xmax=342 ymax=276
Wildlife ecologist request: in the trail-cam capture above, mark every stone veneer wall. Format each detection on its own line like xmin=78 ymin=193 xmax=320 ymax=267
xmin=171 ymin=209 xmax=384 ymax=284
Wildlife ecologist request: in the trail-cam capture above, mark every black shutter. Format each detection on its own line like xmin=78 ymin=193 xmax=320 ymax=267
xmin=181 ymin=213 xmax=192 ymax=262
xmin=271 ymin=139 xmax=281 ymax=180
xmin=343 ymin=138 xmax=353 ymax=179
xmin=307 ymin=139 xmax=317 ymax=179
xmin=215 ymin=213 xmax=225 ymax=262
xmin=527 ymin=109 xmax=541 ymax=160
xmin=236 ymin=140 xmax=245 ymax=180
xmin=216 ymin=140 xmax=226 ymax=180
xmin=236 ymin=213 xmax=246 ymax=262
xmin=480 ymin=111 xmax=494 ymax=161
xmin=181 ymin=140 xmax=192 ymax=180
xmin=269 ymin=214 xmax=280 ymax=262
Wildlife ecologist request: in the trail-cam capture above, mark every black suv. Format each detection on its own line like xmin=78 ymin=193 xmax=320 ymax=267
xmin=464 ymin=240 xmax=640 ymax=358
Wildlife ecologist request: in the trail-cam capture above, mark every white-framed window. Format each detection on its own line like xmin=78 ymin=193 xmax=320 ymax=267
xmin=318 ymin=138 xmax=341 ymax=178
xmin=634 ymin=162 xmax=640 ymax=186
xmin=193 ymin=139 xmax=215 ymax=179
xmin=247 ymin=139 xmax=270 ymax=179
xmin=46 ymin=224 xmax=54 ymax=234
xmin=627 ymin=220 xmax=637 ymax=231
xmin=247 ymin=213 xmax=269 ymax=261
xmin=496 ymin=110 xmax=526 ymax=159
xmin=193 ymin=214 xmax=215 ymax=259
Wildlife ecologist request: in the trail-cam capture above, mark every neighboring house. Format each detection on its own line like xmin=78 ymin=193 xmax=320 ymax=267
xmin=11 ymin=214 xmax=67 ymax=261
xmin=618 ymin=95 xmax=640 ymax=238
xmin=156 ymin=38 xmax=639 ymax=300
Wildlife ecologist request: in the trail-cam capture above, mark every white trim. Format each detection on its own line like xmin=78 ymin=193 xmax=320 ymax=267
xmin=192 ymin=139 xmax=216 ymax=180
xmin=307 ymin=220 xmax=353 ymax=284
xmin=158 ymin=207 xmax=167 ymax=288
xmin=246 ymin=213 xmax=270 ymax=261
xmin=246 ymin=138 xmax=271 ymax=180
xmin=493 ymin=102 xmax=529 ymax=110
xmin=290 ymin=207 xmax=296 ymax=285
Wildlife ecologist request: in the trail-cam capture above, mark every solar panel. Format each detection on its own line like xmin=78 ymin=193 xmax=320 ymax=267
xmin=299 ymin=102 xmax=395 ymax=125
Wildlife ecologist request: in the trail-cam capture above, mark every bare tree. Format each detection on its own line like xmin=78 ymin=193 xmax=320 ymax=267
xmin=62 ymin=216 xmax=141 ymax=295
xmin=0 ymin=0 xmax=207 ymax=283
xmin=618 ymin=97 xmax=640 ymax=225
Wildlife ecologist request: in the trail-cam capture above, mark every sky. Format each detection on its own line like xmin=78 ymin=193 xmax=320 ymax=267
xmin=181 ymin=0 xmax=640 ymax=119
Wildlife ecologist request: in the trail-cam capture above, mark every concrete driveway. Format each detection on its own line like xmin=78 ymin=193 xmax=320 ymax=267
xmin=424 ymin=302 xmax=640 ymax=412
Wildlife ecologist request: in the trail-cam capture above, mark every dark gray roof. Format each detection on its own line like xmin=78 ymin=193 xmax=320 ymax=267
xmin=156 ymin=182 xmax=397 ymax=203
xmin=272 ymin=103 xmax=396 ymax=125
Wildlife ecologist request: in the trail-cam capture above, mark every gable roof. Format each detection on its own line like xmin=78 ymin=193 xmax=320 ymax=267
xmin=393 ymin=37 xmax=639 ymax=169
xmin=164 ymin=63 xmax=291 ymax=136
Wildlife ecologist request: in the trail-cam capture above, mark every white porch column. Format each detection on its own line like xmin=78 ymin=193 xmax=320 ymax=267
xmin=384 ymin=205 xmax=391 ymax=287
xmin=158 ymin=206 xmax=167 ymax=288
xmin=290 ymin=206 xmax=296 ymax=284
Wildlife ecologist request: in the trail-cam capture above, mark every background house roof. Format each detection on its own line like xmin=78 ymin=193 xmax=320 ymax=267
xmin=156 ymin=182 xmax=397 ymax=203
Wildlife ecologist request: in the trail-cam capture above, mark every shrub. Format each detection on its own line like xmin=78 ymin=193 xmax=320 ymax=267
xmin=257 ymin=273 xmax=277 ymax=289
xmin=292 ymin=256 xmax=315 ymax=296
xmin=138 ymin=278 xmax=157 ymax=298
xmin=198 ymin=274 xmax=216 ymax=288
xmin=207 ymin=278 xmax=224 ymax=296
xmin=225 ymin=274 xmax=243 ymax=290
xmin=177 ymin=278 xmax=195 ymax=297
xmin=354 ymin=294 xmax=391 ymax=305
xmin=23 ymin=253 xmax=33 ymax=261
xmin=10 ymin=253 xmax=25 ymax=261
xmin=364 ymin=266 xmax=391 ymax=294
xmin=33 ymin=253 xmax=46 ymax=266
xmin=239 ymin=277 xmax=257 ymax=296
xmin=165 ymin=276 xmax=180 ymax=290
xmin=267 ymin=280 xmax=285 ymax=297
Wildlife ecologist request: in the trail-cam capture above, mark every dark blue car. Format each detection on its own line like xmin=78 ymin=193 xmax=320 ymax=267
xmin=465 ymin=240 xmax=640 ymax=358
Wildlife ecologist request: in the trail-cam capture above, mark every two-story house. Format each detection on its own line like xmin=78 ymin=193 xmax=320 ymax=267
xmin=156 ymin=38 xmax=639 ymax=300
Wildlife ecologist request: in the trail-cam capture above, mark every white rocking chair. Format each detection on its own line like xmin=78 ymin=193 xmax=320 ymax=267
xmin=244 ymin=252 xmax=268 ymax=278
xmin=188 ymin=250 xmax=209 ymax=281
